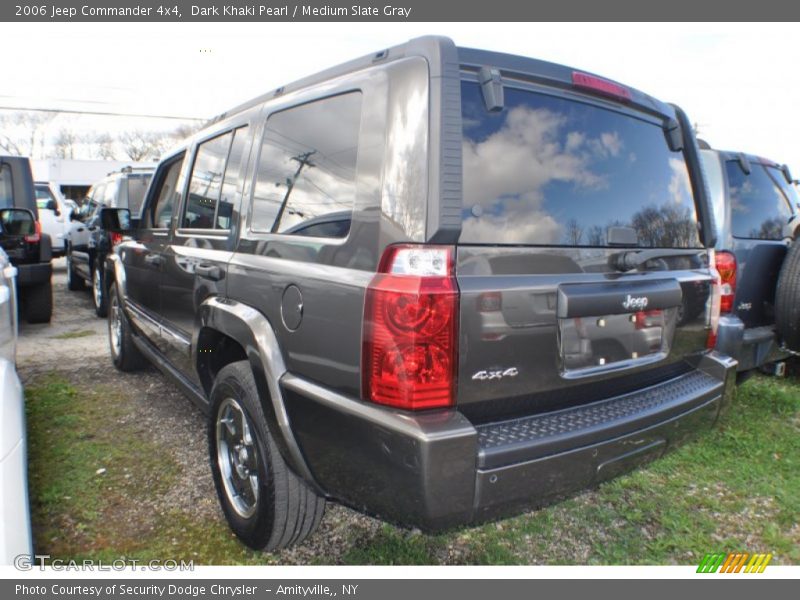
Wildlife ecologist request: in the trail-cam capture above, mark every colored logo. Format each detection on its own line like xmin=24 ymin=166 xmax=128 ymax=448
xmin=697 ymin=552 xmax=772 ymax=573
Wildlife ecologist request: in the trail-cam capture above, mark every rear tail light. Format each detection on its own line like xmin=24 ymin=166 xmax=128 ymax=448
xmin=24 ymin=221 xmax=41 ymax=243
xmin=362 ymin=245 xmax=458 ymax=410
xmin=715 ymin=251 xmax=737 ymax=314
xmin=706 ymin=250 xmax=723 ymax=349
xmin=110 ymin=232 xmax=124 ymax=247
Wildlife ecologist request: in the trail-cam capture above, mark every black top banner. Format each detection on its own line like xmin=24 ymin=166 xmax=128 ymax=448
xmin=3 ymin=0 xmax=800 ymax=21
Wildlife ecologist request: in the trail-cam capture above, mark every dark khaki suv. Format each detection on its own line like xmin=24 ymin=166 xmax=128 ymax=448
xmin=102 ymin=37 xmax=737 ymax=550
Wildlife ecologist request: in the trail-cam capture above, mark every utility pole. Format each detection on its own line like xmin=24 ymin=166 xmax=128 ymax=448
xmin=272 ymin=150 xmax=316 ymax=232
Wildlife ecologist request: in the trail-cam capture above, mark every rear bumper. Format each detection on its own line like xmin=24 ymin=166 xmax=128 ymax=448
xmin=15 ymin=262 xmax=52 ymax=287
xmin=282 ymin=351 xmax=737 ymax=530
xmin=715 ymin=315 xmax=788 ymax=372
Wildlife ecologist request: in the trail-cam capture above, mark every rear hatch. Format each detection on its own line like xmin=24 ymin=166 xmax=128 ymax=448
xmin=455 ymin=62 xmax=714 ymax=422
xmin=719 ymin=154 xmax=797 ymax=329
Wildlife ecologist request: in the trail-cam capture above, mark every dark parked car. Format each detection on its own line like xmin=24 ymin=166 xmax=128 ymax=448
xmin=0 ymin=156 xmax=52 ymax=323
xmin=66 ymin=167 xmax=153 ymax=316
xmin=103 ymin=36 xmax=737 ymax=551
xmin=699 ymin=146 xmax=800 ymax=378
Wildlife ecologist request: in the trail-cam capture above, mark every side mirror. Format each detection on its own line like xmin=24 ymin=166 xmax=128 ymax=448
xmin=0 ymin=208 xmax=36 ymax=236
xmin=100 ymin=207 xmax=132 ymax=232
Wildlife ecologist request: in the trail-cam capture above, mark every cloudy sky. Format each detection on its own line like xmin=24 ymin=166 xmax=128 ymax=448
xmin=2 ymin=22 xmax=799 ymax=171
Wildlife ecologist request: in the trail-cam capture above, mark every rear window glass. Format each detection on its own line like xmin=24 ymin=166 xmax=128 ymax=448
xmin=126 ymin=174 xmax=152 ymax=216
xmin=0 ymin=164 xmax=11 ymax=209
xmin=725 ymin=161 xmax=795 ymax=240
xmin=459 ymin=81 xmax=701 ymax=248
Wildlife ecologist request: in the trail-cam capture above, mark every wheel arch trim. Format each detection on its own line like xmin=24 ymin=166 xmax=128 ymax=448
xmin=195 ymin=296 xmax=321 ymax=493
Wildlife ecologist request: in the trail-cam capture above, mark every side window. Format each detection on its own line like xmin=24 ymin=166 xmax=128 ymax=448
xmin=0 ymin=164 xmax=12 ymax=209
xmin=183 ymin=132 xmax=233 ymax=229
xmin=150 ymin=155 xmax=186 ymax=229
xmin=217 ymin=127 xmax=249 ymax=229
xmin=251 ymin=92 xmax=362 ymax=237
xmin=726 ymin=161 xmax=794 ymax=240
xmin=103 ymin=179 xmax=119 ymax=206
xmin=35 ymin=186 xmax=56 ymax=209
xmin=182 ymin=127 xmax=248 ymax=230
xmin=88 ymin=183 xmax=105 ymax=204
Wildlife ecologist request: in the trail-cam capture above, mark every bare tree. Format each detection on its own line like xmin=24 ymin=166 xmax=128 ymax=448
xmin=53 ymin=128 xmax=79 ymax=159
xmin=563 ymin=217 xmax=584 ymax=245
xmin=0 ymin=111 xmax=57 ymax=157
xmin=119 ymin=130 xmax=170 ymax=161
xmin=85 ymin=132 xmax=119 ymax=160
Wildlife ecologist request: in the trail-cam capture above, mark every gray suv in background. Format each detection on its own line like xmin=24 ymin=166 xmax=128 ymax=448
xmin=102 ymin=37 xmax=737 ymax=550
xmin=699 ymin=146 xmax=800 ymax=378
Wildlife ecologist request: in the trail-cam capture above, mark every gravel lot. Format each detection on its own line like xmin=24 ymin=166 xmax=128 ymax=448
xmin=17 ymin=259 xmax=386 ymax=564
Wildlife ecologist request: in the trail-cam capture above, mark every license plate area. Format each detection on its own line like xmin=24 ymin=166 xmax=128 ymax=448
xmin=558 ymin=308 xmax=676 ymax=377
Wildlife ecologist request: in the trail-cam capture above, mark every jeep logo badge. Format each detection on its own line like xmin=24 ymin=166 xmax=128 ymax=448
xmin=622 ymin=294 xmax=649 ymax=311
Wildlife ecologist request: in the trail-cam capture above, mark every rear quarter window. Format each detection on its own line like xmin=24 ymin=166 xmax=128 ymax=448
xmin=725 ymin=161 xmax=794 ymax=240
xmin=459 ymin=81 xmax=701 ymax=248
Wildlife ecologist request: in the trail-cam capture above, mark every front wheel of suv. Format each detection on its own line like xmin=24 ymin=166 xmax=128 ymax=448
xmin=66 ymin=250 xmax=85 ymax=291
xmin=108 ymin=285 xmax=146 ymax=371
xmin=208 ymin=361 xmax=325 ymax=551
xmin=92 ymin=262 xmax=108 ymax=318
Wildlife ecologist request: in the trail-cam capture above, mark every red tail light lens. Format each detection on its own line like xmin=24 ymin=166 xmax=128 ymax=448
xmin=362 ymin=245 xmax=458 ymax=410
xmin=715 ymin=251 xmax=737 ymax=314
xmin=110 ymin=232 xmax=124 ymax=247
xmin=706 ymin=250 xmax=724 ymax=349
xmin=24 ymin=220 xmax=41 ymax=243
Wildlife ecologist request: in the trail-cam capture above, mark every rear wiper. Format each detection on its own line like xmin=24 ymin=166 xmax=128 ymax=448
xmin=609 ymin=248 xmax=704 ymax=272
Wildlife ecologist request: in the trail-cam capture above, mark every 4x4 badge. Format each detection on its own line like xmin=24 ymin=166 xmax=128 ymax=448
xmin=472 ymin=368 xmax=519 ymax=381
xmin=622 ymin=294 xmax=649 ymax=311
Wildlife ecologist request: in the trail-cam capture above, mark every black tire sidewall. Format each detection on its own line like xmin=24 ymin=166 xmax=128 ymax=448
xmin=208 ymin=365 xmax=277 ymax=549
xmin=93 ymin=263 xmax=108 ymax=317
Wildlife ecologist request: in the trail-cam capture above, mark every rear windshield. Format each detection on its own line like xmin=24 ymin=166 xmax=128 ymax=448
xmin=725 ymin=161 xmax=796 ymax=240
xmin=126 ymin=174 xmax=152 ymax=216
xmin=459 ymin=81 xmax=701 ymax=248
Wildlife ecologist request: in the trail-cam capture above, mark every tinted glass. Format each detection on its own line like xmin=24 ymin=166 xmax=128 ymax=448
xmin=183 ymin=132 xmax=233 ymax=229
xmin=88 ymin=183 xmax=105 ymax=203
xmin=217 ymin=127 xmax=249 ymax=229
xmin=726 ymin=161 xmax=794 ymax=240
xmin=0 ymin=209 xmax=34 ymax=235
xmin=251 ymin=92 xmax=361 ymax=236
xmin=102 ymin=179 xmax=118 ymax=205
xmin=35 ymin=186 xmax=56 ymax=209
xmin=126 ymin=174 xmax=152 ymax=216
xmin=151 ymin=155 xmax=185 ymax=229
xmin=460 ymin=82 xmax=701 ymax=248
xmin=0 ymin=164 xmax=11 ymax=209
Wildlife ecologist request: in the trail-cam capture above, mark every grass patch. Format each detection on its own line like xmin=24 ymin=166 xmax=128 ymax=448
xmin=24 ymin=372 xmax=800 ymax=565
xmin=25 ymin=376 xmax=182 ymax=558
xmin=50 ymin=330 xmax=96 ymax=340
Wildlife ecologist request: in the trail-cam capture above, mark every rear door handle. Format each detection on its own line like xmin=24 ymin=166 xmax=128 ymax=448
xmin=196 ymin=263 xmax=223 ymax=281
xmin=144 ymin=254 xmax=163 ymax=267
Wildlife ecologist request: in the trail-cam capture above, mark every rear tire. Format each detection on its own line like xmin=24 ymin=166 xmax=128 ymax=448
xmin=93 ymin=262 xmax=108 ymax=318
xmin=108 ymin=285 xmax=146 ymax=371
xmin=208 ymin=361 xmax=325 ymax=551
xmin=66 ymin=250 xmax=85 ymax=291
xmin=775 ymin=241 xmax=800 ymax=350
xmin=22 ymin=280 xmax=53 ymax=324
